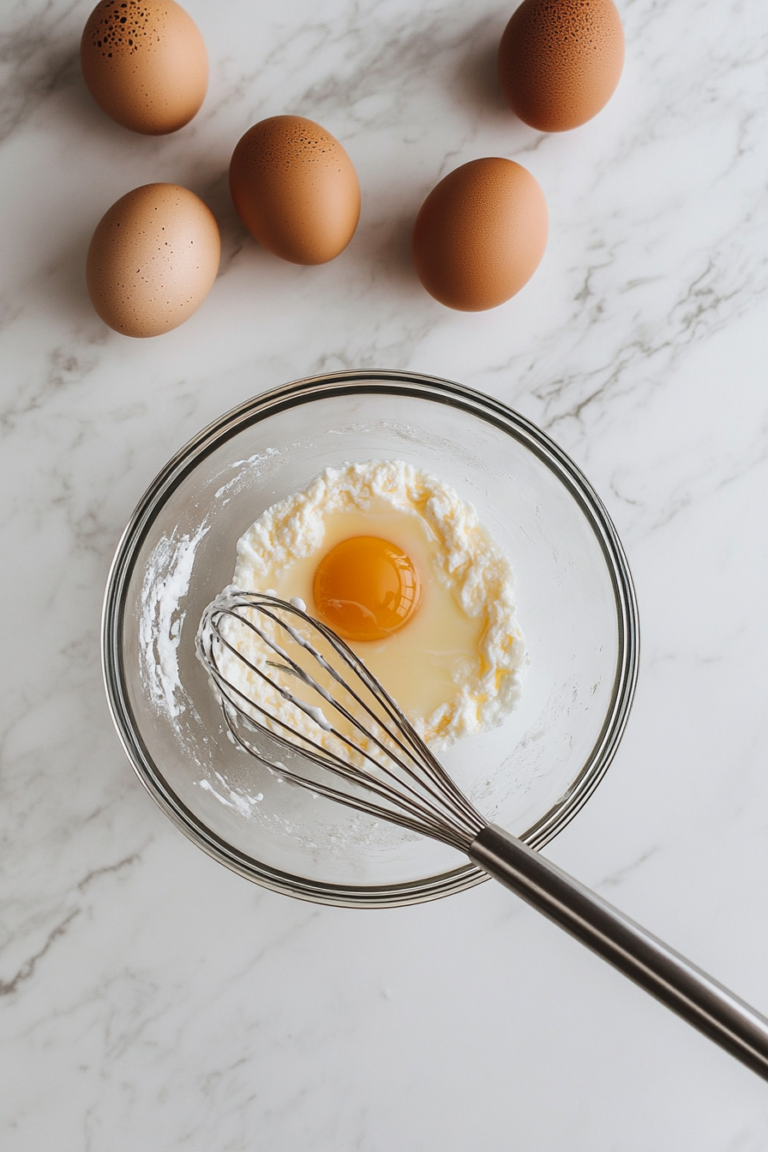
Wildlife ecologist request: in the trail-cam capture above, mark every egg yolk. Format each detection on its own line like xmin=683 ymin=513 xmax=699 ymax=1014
xmin=312 ymin=536 xmax=421 ymax=642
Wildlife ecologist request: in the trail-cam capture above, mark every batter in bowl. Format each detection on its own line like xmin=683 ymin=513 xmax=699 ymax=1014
xmin=218 ymin=459 xmax=527 ymax=751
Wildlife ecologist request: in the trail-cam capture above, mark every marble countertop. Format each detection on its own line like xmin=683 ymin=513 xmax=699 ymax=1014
xmin=3 ymin=0 xmax=768 ymax=1146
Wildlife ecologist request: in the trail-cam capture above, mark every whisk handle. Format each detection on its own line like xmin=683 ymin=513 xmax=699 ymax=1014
xmin=469 ymin=824 xmax=768 ymax=1080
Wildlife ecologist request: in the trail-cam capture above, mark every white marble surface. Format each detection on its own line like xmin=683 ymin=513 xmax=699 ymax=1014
xmin=3 ymin=0 xmax=768 ymax=1146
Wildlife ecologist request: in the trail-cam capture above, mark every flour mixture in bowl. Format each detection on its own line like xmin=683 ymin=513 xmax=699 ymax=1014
xmin=223 ymin=459 xmax=527 ymax=750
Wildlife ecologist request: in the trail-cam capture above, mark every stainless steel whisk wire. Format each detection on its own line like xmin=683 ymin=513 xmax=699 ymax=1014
xmin=199 ymin=592 xmax=485 ymax=851
xmin=198 ymin=589 xmax=768 ymax=1082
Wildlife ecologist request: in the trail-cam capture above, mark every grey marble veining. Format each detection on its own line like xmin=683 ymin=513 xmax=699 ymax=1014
xmin=2 ymin=0 xmax=768 ymax=1148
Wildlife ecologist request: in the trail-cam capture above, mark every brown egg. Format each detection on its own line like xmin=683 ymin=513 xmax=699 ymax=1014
xmin=412 ymin=158 xmax=548 ymax=312
xmin=229 ymin=116 xmax=361 ymax=265
xmin=498 ymin=0 xmax=624 ymax=132
xmin=81 ymin=0 xmax=208 ymax=134
xmin=86 ymin=183 xmax=220 ymax=337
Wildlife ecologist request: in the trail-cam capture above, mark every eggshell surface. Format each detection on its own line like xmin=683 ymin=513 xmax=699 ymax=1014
xmin=498 ymin=0 xmax=624 ymax=132
xmin=412 ymin=158 xmax=548 ymax=312
xmin=229 ymin=116 xmax=361 ymax=265
xmin=86 ymin=183 xmax=221 ymax=337
xmin=81 ymin=0 xmax=208 ymax=134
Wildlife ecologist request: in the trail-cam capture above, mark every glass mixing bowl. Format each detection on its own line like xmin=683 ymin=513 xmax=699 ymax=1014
xmin=102 ymin=371 xmax=639 ymax=907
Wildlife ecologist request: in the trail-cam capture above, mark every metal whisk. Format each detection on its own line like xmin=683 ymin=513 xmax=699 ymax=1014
xmin=197 ymin=588 xmax=768 ymax=1081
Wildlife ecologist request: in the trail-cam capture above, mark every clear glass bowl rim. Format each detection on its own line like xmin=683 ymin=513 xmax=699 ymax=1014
xmin=102 ymin=369 xmax=640 ymax=908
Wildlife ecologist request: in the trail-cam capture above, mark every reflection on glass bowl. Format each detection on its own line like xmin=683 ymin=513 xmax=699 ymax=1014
xmin=102 ymin=371 xmax=639 ymax=907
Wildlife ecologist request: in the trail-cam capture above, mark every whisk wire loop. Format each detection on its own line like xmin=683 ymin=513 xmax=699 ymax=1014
xmin=197 ymin=591 xmax=486 ymax=849
xmin=206 ymin=605 xmax=471 ymax=837
xmin=217 ymin=697 xmax=463 ymax=845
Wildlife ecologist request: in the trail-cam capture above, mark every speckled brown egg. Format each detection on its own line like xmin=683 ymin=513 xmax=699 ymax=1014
xmin=229 ymin=116 xmax=361 ymax=265
xmin=498 ymin=0 xmax=624 ymax=132
xmin=86 ymin=183 xmax=220 ymax=337
xmin=412 ymin=158 xmax=548 ymax=311
xmin=81 ymin=0 xmax=208 ymax=134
